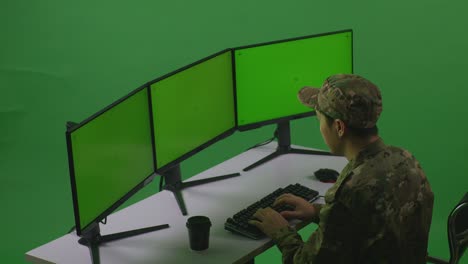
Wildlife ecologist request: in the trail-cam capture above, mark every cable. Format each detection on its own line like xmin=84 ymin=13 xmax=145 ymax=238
xmin=245 ymin=128 xmax=278 ymax=151
xmin=159 ymin=174 xmax=164 ymax=192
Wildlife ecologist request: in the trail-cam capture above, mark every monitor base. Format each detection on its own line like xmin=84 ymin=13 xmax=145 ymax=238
xmin=242 ymin=120 xmax=339 ymax=172
xmin=78 ymin=223 xmax=170 ymax=264
xmin=162 ymin=165 xmax=241 ymax=216
xmin=242 ymin=146 xmax=335 ymax=172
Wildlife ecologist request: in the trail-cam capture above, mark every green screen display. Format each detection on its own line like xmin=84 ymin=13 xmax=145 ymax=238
xmin=69 ymin=88 xmax=154 ymax=232
xmin=235 ymin=31 xmax=353 ymax=127
xmin=151 ymin=50 xmax=235 ymax=170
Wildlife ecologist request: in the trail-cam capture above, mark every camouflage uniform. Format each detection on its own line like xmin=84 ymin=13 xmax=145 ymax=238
xmin=270 ymin=74 xmax=434 ymax=263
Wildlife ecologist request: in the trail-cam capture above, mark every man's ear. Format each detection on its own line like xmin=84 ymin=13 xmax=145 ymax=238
xmin=334 ymin=119 xmax=346 ymax=138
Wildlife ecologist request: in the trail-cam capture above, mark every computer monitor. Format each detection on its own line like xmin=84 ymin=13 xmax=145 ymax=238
xmin=235 ymin=29 xmax=353 ymax=129
xmin=66 ymin=87 xmax=169 ymax=263
xmin=149 ymin=49 xmax=240 ymax=215
xmin=233 ymin=29 xmax=353 ymax=170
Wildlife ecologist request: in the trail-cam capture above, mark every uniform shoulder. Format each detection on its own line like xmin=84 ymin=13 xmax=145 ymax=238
xmin=377 ymin=145 xmax=419 ymax=165
xmin=340 ymin=145 xmax=421 ymax=200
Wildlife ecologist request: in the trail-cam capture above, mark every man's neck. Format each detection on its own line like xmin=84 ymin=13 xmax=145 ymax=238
xmin=343 ymin=135 xmax=380 ymax=161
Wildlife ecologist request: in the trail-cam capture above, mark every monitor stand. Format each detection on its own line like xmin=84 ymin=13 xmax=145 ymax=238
xmin=243 ymin=120 xmax=339 ymax=171
xmin=78 ymin=222 xmax=170 ymax=264
xmin=161 ymin=165 xmax=241 ymax=216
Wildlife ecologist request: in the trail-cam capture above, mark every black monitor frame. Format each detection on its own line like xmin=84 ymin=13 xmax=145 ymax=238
xmin=233 ymin=28 xmax=353 ymax=132
xmin=147 ymin=49 xmax=241 ymax=215
xmin=66 ymin=84 xmax=160 ymax=236
xmin=66 ymin=85 xmax=169 ymax=264
xmin=232 ymin=29 xmax=353 ymax=171
xmin=147 ymin=48 xmax=238 ymax=173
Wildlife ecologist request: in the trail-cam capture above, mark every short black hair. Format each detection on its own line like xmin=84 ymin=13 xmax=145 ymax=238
xmin=322 ymin=112 xmax=379 ymax=138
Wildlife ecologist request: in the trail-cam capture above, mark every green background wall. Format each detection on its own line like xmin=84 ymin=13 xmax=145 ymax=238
xmin=1 ymin=0 xmax=467 ymax=263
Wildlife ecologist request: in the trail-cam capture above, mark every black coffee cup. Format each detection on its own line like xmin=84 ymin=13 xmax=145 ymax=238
xmin=186 ymin=216 xmax=212 ymax=251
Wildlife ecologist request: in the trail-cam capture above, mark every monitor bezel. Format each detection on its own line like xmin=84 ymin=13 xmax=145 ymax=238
xmin=66 ymin=86 xmax=157 ymax=236
xmin=67 ymin=84 xmax=149 ymax=134
xmin=233 ymin=29 xmax=354 ymax=131
xmin=147 ymin=48 xmax=238 ymax=173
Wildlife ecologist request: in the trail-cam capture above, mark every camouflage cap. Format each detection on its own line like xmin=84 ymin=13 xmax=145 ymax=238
xmin=298 ymin=74 xmax=383 ymax=128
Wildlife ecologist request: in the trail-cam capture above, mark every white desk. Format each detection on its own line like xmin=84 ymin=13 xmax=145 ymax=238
xmin=26 ymin=143 xmax=347 ymax=264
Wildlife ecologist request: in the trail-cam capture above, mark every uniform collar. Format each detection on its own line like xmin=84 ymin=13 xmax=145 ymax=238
xmin=350 ymin=138 xmax=386 ymax=168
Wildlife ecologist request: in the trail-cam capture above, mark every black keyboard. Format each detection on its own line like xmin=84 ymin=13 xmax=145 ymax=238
xmin=224 ymin=183 xmax=319 ymax=239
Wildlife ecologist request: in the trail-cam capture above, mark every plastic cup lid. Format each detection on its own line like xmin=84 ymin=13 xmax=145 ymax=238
xmin=186 ymin=216 xmax=212 ymax=228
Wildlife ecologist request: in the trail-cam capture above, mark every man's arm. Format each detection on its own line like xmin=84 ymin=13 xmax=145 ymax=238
xmin=272 ymin=201 xmax=362 ymax=264
xmin=271 ymin=225 xmax=322 ymax=264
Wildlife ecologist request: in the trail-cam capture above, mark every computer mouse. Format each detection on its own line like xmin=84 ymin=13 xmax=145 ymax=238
xmin=314 ymin=168 xmax=339 ymax=183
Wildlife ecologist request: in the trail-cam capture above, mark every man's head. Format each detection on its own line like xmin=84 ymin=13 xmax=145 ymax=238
xmin=297 ymin=74 xmax=383 ymax=154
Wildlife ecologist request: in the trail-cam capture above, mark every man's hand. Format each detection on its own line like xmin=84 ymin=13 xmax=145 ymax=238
xmin=273 ymin=193 xmax=318 ymax=221
xmin=248 ymin=207 xmax=289 ymax=238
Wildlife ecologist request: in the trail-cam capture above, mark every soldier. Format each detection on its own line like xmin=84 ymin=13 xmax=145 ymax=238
xmin=249 ymin=74 xmax=434 ymax=264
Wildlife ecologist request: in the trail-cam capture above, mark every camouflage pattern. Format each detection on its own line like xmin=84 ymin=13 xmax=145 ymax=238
xmin=298 ymin=74 xmax=383 ymax=128
xmin=271 ymin=139 xmax=434 ymax=264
